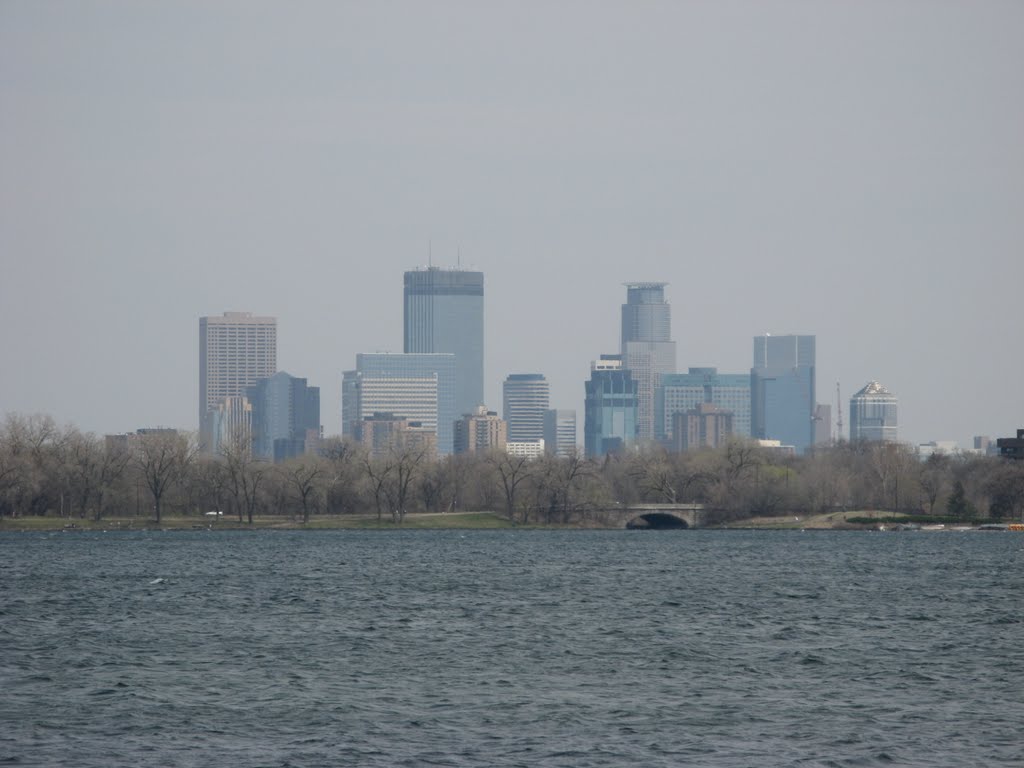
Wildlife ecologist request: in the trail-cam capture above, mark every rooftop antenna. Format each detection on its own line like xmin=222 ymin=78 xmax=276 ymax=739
xmin=457 ymin=244 xmax=461 ymax=268
xmin=428 ymin=240 xmax=432 ymax=268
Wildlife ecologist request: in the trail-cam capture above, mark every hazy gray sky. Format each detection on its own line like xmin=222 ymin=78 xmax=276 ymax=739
xmin=2 ymin=1 xmax=1022 ymax=448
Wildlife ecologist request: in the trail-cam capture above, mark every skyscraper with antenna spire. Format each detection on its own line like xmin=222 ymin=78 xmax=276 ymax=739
xmin=404 ymin=266 xmax=484 ymax=420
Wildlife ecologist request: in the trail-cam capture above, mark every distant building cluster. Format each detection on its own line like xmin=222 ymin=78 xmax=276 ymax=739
xmin=199 ymin=312 xmax=320 ymax=460
xmin=183 ymin=267 xmax=927 ymax=464
xmin=580 ymin=284 xmax=900 ymax=457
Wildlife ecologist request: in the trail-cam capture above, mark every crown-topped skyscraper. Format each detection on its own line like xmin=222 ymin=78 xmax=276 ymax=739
xmin=621 ymin=282 xmax=676 ymax=442
xmin=404 ymin=267 xmax=484 ymax=419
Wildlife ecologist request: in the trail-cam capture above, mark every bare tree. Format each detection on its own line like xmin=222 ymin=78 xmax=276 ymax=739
xmin=629 ymin=447 xmax=680 ymax=503
xmin=416 ymin=458 xmax=453 ymax=513
xmin=552 ymin=452 xmax=597 ymax=523
xmin=362 ymin=453 xmax=393 ymax=523
xmin=794 ymin=447 xmax=852 ymax=514
xmin=487 ymin=450 xmax=534 ymax=523
xmin=221 ymin=429 xmax=266 ymax=524
xmin=627 ymin=447 xmax=712 ymax=505
xmin=322 ymin=437 xmax=362 ymax=515
xmin=867 ymin=442 xmax=919 ymax=512
xmin=984 ymin=460 xmax=1024 ymax=521
xmin=1 ymin=413 xmax=65 ymax=516
xmin=194 ymin=456 xmax=230 ymax=518
xmin=135 ymin=431 xmax=196 ymax=523
xmin=280 ymin=456 xmax=326 ymax=524
xmin=919 ymin=452 xmax=950 ymax=515
xmin=382 ymin=441 xmax=428 ymax=524
xmin=64 ymin=429 xmax=130 ymax=520
xmin=704 ymin=438 xmax=763 ymax=516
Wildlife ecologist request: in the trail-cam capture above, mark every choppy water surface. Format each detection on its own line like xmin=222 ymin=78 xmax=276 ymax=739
xmin=2 ymin=529 xmax=1022 ymax=767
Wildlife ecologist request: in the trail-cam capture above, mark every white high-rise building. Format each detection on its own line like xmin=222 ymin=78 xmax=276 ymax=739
xmin=342 ymin=375 xmax=439 ymax=440
xmin=502 ymin=374 xmax=550 ymax=442
xmin=341 ymin=352 xmax=456 ymax=454
xmin=199 ymin=312 xmax=276 ymax=449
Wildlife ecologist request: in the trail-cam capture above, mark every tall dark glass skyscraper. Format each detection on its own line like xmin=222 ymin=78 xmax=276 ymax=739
xmin=751 ymin=334 xmax=816 ymax=454
xmin=247 ymin=371 xmax=320 ymax=462
xmin=584 ymin=355 xmax=638 ymax=457
xmin=404 ymin=267 xmax=484 ymax=420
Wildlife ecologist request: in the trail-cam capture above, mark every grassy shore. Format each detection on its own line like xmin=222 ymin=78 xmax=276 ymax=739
xmin=0 ymin=509 xmax=918 ymax=532
xmin=0 ymin=511 xmax=523 ymax=532
xmin=725 ymin=510 xmax=909 ymax=529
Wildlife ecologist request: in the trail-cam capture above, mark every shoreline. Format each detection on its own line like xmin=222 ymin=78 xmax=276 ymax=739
xmin=1 ymin=510 xmax=1012 ymax=533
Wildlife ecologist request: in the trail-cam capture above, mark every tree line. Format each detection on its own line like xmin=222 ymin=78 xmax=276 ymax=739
xmin=2 ymin=413 xmax=1023 ymax=524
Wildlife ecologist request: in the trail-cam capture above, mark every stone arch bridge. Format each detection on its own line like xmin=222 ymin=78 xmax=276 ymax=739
xmin=602 ymin=503 xmax=707 ymax=529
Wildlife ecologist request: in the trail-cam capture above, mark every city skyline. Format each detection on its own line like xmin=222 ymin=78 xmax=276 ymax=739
xmin=2 ymin=4 xmax=1022 ymax=449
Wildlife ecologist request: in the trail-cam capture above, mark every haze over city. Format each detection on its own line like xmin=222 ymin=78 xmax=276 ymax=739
xmin=2 ymin=2 xmax=1022 ymax=448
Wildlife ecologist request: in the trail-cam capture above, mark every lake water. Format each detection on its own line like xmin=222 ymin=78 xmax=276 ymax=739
xmin=2 ymin=529 xmax=1022 ymax=767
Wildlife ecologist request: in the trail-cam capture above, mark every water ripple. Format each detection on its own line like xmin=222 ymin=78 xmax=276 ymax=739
xmin=2 ymin=529 xmax=1022 ymax=766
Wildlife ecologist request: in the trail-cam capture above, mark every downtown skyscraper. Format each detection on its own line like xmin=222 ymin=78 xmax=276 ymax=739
xmin=342 ymin=352 xmax=457 ymax=455
xmin=247 ymin=372 xmax=321 ymax=462
xmin=584 ymin=354 xmax=638 ymax=457
xmin=199 ymin=311 xmax=277 ymax=450
xmin=502 ymin=373 xmax=549 ymax=442
xmin=404 ymin=267 xmax=484 ymax=419
xmin=620 ymin=283 xmax=676 ymax=442
xmin=849 ymin=381 xmax=898 ymax=443
xmin=751 ymin=334 xmax=816 ymax=454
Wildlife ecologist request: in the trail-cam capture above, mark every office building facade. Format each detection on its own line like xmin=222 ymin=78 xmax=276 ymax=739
xmin=620 ymin=283 xmax=676 ymax=442
xmin=404 ymin=267 xmax=484 ymax=419
xmin=751 ymin=334 xmax=816 ymax=454
xmin=342 ymin=353 xmax=456 ymax=455
xmin=506 ymin=440 xmax=545 ymax=459
xmin=502 ymin=374 xmax=549 ymax=442
xmin=454 ymin=406 xmax=508 ymax=455
xmin=355 ymin=413 xmax=438 ymax=459
xmin=656 ymin=368 xmax=751 ymax=442
xmin=248 ymin=372 xmax=320 ymax=462
xmin=814 ymin=403 xmax=832 ymax=446
xmin=672 ymin=403 xmax=734 ymax=452
xmin=204 ymin=395 xmax=253 ymax=456
xmin=997 ymin=430 xmax=1024 ymax=460
xmin=584 ymin=355 xmax=638 ymax=457
xmin=199 ymin=312 xmax=277 ymax=449
xmin=543 ymin=409 xmax=577 ymax=458
xmin=849 ymin=381 xmax=898 ymax=443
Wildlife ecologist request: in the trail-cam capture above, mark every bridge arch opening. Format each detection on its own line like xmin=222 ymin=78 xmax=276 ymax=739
xmin=626 ymin=513 xmax=689 ymax=530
